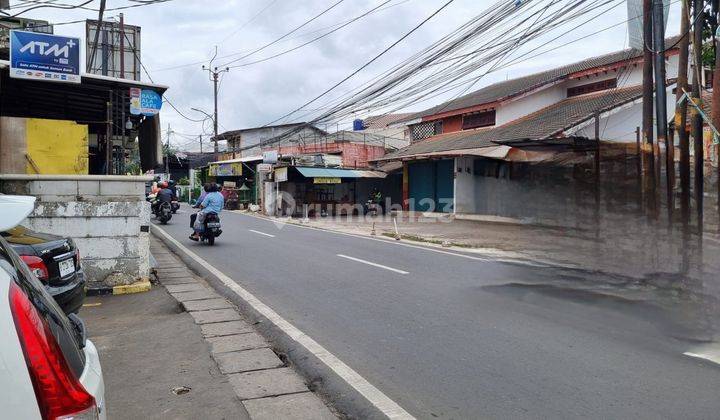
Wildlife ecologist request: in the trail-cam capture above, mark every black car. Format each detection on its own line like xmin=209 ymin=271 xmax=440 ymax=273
xmin=1 ymin=226 xmax=85 ymax=314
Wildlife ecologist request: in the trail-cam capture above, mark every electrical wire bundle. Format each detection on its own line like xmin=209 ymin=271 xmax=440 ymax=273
xmin=242 ymin=0 xmax=629 ymax=153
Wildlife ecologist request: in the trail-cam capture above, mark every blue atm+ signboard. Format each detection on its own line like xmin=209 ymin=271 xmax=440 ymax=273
xmin=9 ymin=30 xmax=81 ymax=83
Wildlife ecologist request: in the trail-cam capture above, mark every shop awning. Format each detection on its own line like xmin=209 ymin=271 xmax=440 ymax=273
xmin=295 ymin=167 xmax=387 ymax=179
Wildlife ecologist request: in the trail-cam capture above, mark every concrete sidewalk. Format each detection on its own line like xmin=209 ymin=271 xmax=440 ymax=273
xmin=148 ymin=238 xmax=337 ymax=420
xmin=82 ymin=285 xmax=248 ymax=419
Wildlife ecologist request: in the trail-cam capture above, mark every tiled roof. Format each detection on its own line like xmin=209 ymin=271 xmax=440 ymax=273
xmin=363 ymin=113 xmax=414 ymax=129
xmin=403 ymin=36 xmax=680 ymax=122
xmin=380 ymin=85 xmax=644 ymax=160
xmin=214 ymin=123 xmax=325 ymax=141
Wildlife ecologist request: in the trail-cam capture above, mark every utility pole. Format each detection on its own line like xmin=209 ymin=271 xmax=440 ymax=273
xmin=677 ymin=0 xmax=691 ymax=225
xmin=199 ymin=135 xmax=203 ymax=154
xmin=714 ymin=14 xmax=720 ymax=224
xmin=652 ymin=0 xmax=671 ymax=215
xmin=202 ymin=48 xmax=229 ymax=156
xmin=691 ymin=0 xmax=705 ymax=229
xmin=106 ymin=95 xmax=113 ymax=175
xmin=642 ymin=0 xmax=656 ymax=212
xmin=165 ymin=123 xmax=171 ymax=177
xmin=119 ymin=13 xmax=125 ymax=79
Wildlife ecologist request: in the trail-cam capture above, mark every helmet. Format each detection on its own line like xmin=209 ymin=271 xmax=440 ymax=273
xmin=168 ymin=180 xmax=176 ymax=187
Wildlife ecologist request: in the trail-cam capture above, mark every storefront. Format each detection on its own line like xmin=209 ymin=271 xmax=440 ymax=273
xmin=274 ymin=166 xmax=388 ymax=217
xmin=207 ymin=156 xmax=262 ymax=208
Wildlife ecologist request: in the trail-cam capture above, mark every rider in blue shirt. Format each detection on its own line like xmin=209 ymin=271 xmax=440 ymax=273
xmin=190 ymin=183 xmax=224 ymax=241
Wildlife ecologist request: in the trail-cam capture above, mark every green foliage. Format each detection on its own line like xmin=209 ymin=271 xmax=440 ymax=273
xmin=178 ymin=177 xmax=190 ymax=186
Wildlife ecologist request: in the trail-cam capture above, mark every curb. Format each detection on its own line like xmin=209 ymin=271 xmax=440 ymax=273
xmin=86 ymin=279 xmax=152 ymax=296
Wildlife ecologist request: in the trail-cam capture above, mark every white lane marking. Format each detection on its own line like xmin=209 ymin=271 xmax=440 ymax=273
xmin=152 ymin=225 xmax=415 ymax=420
xmin=684 ymin=343 xmax=720 ymax=365
xmin=236 ymin=211 xmax=551 ymax=267
xmin=249 ymin=229 xmax=275 ymax=238
xmin=337 ymin=254 xmax=409 ymax=275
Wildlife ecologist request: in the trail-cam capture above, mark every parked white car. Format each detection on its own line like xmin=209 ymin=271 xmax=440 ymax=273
xmin=0 ymin=195 xmax=106 ymax=420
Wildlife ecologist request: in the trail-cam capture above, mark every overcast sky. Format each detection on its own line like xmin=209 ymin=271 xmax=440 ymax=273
xmin=14 ymin=0 xmax=681 ymax=151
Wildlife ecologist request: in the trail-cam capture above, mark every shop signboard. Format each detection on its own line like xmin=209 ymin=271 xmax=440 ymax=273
xmin=257 ymin=163 xmax=272 ymax=172
xmin=274 ymin=167 xmax=288 ymax=182
xmin=9 ymin=30 xmax=81 ymax=83
xmin=209 ymin=162 xmax=242 ymax=177
xmin=140 ymin=89 xmax=162 ymax=116
xmin=129 ymin=87 xmax=142 ymax=115
xmin=313 ymin=177 xmax=342 ymax=184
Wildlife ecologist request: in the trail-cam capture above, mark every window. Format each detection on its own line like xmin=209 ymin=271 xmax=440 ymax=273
xmin=410 ymin=121 xmax=443 ymax=141
xmin=462 ymin=110 xmax=496 ymax=130
xmin=567 ymin=78 xmax=617 ymax=97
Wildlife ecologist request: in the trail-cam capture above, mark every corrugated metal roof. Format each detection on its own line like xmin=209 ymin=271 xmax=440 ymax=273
xmin=379 ymin=85 xmax=644 ymax=161
xmin=295 ymin=167 xmax=387 ymax=178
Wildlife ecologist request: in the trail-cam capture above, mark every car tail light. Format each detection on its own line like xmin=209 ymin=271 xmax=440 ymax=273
xmin=9 ymin=282 xmax=98 ymax=420
xmin=20 ymin=255 xmax=49 ymax=282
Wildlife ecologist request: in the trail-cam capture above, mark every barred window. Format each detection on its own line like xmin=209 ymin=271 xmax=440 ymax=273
xmin=410 ymin=121 xmax=443 ymax=141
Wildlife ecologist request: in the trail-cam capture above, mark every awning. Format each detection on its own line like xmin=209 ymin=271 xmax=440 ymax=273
xmin=295 ymin=167 xmax=387 ymax=179
xmin=209 ymin=155 xmax=263 ymax=165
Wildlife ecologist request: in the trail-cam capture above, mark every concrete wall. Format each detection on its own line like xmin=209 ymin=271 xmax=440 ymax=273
xmin=454 ymin=157 xmax=476 ymax=213
xmin=229 ymin=126 xmax=322 ymax=157
xmin=0 ymin=174 xmax=153 ymax=287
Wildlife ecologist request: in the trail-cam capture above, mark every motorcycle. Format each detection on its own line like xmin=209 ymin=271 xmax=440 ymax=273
xmin=200 ymin=213 xmax=222 ymax=245
xmin=153 ymin=200 xmax=173 ymax=224
xmin=171 ymin=200 xmax=180 ymax=214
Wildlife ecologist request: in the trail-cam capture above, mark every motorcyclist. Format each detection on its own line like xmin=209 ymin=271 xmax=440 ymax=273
xmin=156 ymin=181 xmax=173 ymax=204
xmin=167 ymin=180 xmax=178 ymax=201
xmin=190 ymin=183 xmax=224 ymax=241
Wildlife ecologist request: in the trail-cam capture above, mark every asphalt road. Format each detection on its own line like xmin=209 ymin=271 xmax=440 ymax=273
xmin=155 ymin=207 xmax=720 ymax=420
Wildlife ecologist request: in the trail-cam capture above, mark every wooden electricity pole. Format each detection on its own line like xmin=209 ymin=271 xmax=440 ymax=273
xmin=677 ymin=0 xmax=692 ymax=224
xmin=691 ymin=0 xmax=705 ymax=228
xmin=642 ymin=0 xmax=657 ymax=212
xmin=652 ymin=0 xmax=671 ymax=215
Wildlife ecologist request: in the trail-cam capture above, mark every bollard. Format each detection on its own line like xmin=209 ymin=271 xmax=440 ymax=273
xmin=371 ymin=221 xmax=376 ymax=236
xmin=392 ymin=212 xmax=401 ymax=240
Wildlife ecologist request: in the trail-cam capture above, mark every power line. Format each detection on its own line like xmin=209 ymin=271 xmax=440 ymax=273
xmin=264 ymin=0 xmax=456 ymax=127
xmin=217 ymin=0 xmax=346 ymax=68
xmin=228 ymin=0 xmax=394 ymax=69
xmin=219 ymin=0 xmax=280 ymax=44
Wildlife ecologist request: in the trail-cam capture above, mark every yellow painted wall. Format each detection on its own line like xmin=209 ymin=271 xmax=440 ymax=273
xmin=26 ymin=119 xmax=89 ymax=174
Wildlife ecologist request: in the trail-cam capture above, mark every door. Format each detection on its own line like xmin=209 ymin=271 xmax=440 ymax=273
xmin=408 ymin=160 xmax=454 ymax=213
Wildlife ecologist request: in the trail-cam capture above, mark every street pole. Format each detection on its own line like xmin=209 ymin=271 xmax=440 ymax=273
xmin=165 ymin=123 xmax=171 ymax=178
xmin=691 ymin=0 xmax=705 ymax=230
xmin=677 ymin=0 xmax=691 ymax=226
xmin=106 ymin=95 xmax=112 ymax=175
xmin=714 ymin=23 xmax=720 ymax=229
xmin=199 ymin=135 xmax=203 ymax=153
xmin=642 ymin=0 xmax=657 ymax=214
xmin=119 ymin=13 xmax=125 ymax=79
xmin=652 ymin=0 xmax=671 ymax=217
xmin=202 ymin=54 xmax=229 ymax=157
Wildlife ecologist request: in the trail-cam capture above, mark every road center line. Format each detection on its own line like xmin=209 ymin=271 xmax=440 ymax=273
xmin=249 ymin=229 xmax=275 ymax=237
xmin=337 ymin=254 xmax=409 ymax=275
xmin=152 ymin=225 xmax=414 ymax=419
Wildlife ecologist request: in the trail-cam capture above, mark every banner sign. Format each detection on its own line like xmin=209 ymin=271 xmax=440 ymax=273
xmin=313 ymin=177 xmax=341 ymax=184
xmin=140 ymin=89 xmax=162 ymax=116
xmin=129 ymin=87 xmax=142 ymax=115
xmin=274 ymin=167 xmax=288 ymax=182
xmin=9 ymin=30 xmax=81 ymax=83
xmin=209 ymin=162 xmax=242 ymax=177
